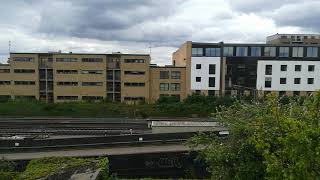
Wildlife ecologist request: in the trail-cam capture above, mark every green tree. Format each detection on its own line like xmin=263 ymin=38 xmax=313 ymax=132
xmin=189 ymin=92 xmax=320 ymax=180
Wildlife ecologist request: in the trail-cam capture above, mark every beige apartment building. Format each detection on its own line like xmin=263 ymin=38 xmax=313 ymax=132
xmin=0 ymin=52 xmax=186 ymax=103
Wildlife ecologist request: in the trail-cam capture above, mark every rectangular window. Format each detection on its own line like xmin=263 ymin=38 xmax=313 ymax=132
xmin=279 ymin=91 xmax=286 ymax=96
xmin=124 ymin=82 xmax=145 ymax=87
xmin=208 ymin=90 xmax=215 ymax=96
xmin=279 ymin=47 xmax=289 ymax=57
xmin=250 ymin=47 xmax=261 ymax=56
xmin=171 ymin=71 xmax=181 ymax=79
xmin=0 ymin=69 xmax=10 ymax=73
xmin=292 ymin=47 xmax=304 ymax=57
xmin=295 ymin=65 xmax=301 ymax=71
xmin=293 ymin=91 xmax=300 ymax=96
xmin=57 ymin=82 xmax=78 ymax=86
xmin=192 ymin=48 xmax=203 ymax=57
xmin=294 ymin=78 xmax=301 ymax=84
xmin=124 ymin=71 xmax=145 ymax=75
xmin=160 ymin=71 xmax=170 ymax=79
xmin=13 ymin=57 xmax=33 ymax=62
xmin=160 ymin=83 xmax=170 ymax=91
xmin=264 ymin=47 xmax=276 ymax=57
xmin=107 ymin=82 xmax=113 ymax=91
xmin=14 ymin=69 xmax=35 ymax=73
xmin=81 ymin=70 xmax=103 ymax=74
xmin=56 ymin=70 xmax=78 ymax=74
xmin=171 ymin=83 xmax=181 ymax=91
xmin=57 ymin=96 xmax=78 ymax=100
xmin=223 ymin=47 xmax=234 ymax=56
xmin=265 ymin=65 xmax=272 ymax=75
xmin=280 ymin=78 xmax=287 ymax=84
xmin=308 ymin=65 xmax=315 ymax=72
xmin=308 ymin=78 xmax=314 ymax=84
xmin=281 ymin=65 xmax=287 ymax=71
xmin=307 ymin=47 xmax=318 ymax=57
xmin=82 ymin=96 xmax=103 ymax=101
xmin=124 ymin=97 xmax=145 ymax=101
xmin=196 ymin=77 xmax=201 ymax=82
xmin=236 ymin=47 xmax=248 ymax=56
xmin=196 ymin=64 xmax=201 ymax=69
xmin=107 ymin=70 xmax=113 ymax=80
xmin=14 ymin=81 xmax=35 ymax=85
xmin=0 ymin=81 xmax=11 ymax=85
xmin=81 ymin=58 xmax=103 ymax=62
xmin=265 ymin=77 xmax=272 ymax=88
xmin=82 ymin=82 xmax=103 ymax=86
xmin=114 ymin=70 xmax=121 ymax=81
xmin=208 ymin=77 xmax=216 ymax=87
xmin=209 ymin=64 xmax=216 ymax=75
xmin=124 ymin=59 xmax=145 ymax=63
xmin=205 ymin=48 xmax=220 ymax=57
xmin=56 ymin=58 xmax=78 ymax=62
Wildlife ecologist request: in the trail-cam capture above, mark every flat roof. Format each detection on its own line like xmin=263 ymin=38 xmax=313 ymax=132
xmin=10 ymin=52 xmax=150 ymax=56
xmin=191 ymin=42 xmax=320 ymax=47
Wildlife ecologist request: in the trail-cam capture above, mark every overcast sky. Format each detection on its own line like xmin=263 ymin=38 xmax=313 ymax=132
xmin=0 ymin=0 xmax=319 ymax=65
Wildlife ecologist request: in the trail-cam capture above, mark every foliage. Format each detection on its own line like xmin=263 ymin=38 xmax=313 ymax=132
xmin=99 ymin=157 xmax=110 ymax=180
xmin=189 ymin=92 xmax=320 ymax=180
xmin=19 ymin=157 xmax=94 ymax=180
xmin=0 ymin=159 xmax=19 ymax=180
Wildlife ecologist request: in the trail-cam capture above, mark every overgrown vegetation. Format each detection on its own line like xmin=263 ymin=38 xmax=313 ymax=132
xmin=0 ymin=94 xmax=237 ymax=118
xmin=189 ymin=92 xmax=320 ymax=180
xmin=0 ymin=157 xmax=109 ymax=180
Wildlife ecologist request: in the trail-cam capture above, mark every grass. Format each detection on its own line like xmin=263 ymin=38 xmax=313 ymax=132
xmin=19 ymin=157 xmax=95 ymax=180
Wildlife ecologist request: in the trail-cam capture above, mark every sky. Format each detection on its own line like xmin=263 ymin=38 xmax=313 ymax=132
xmin=0 ymin=0 xmax=319 ymax=65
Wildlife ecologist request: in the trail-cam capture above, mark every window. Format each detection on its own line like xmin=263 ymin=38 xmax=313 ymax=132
xmin=308 ymin=65 xmax=315 ymax=72
xmin=81 ymin=58 xmax=103 ymax=62
xmin=192 ymin=48 xmax=203 ymax=57
xmin=107 ymin=82 xmax=113 ymax=91
xmin=196 ymin=77 xmax=201 ymax=82
xmin=14 ymin=81 xmax=35 ymax=85
xmin=280 ymin=78 xmax=287 ymax=84
xmin=82 ymin=82 xmax=103 ymax=86
xmin=279 ymin=91 xmax=286 ymax=96
xmin=160 ymin=83 xmax=170 ymax=91
xmin=114 ymin=70 xmax=121 ymax=81
xmin=13 ymin=57 xmax=33 ymax=62
xmin=308 ymin=78 xmax=314 ymax=84
xmin=265 ymin=77 xmax=272 ymax=88
xmin=124 ymin=82 xmax=145 ymax=87
xmin=209 ymin=64 xmax=216 ymax=74
xmin=209 ymin=77 xmax=215 ymax=87
xmin=295 ymin=65 xmax=301 ymax=71
xmin=208 ymin=90 xmax=215 ymax=96
xmin=250 ymin=47 xmax=261 ymax=56
xmin=205 ymin=48 xmax=220 ymax=56
xmin=264 ymin=47 xmax=276 ymax=57
xmin=279 ymin=47 xmax=289 ymax=57
xmin=293 ymin=91 xmax=300 ymax=96
xmin=0 ymin=81 xmax=10 ymax=85
xmin=265 ymin=65 xmax=272 ymax=75
xmin=124 ymin=59 xmax=145 ymax=63
xmin=107 ymin=70 xmax=113 ymax=80
xmin=14 ymin=69 xmax=35 ymax=73
xmin=281 ymin=65 xmax=287 ymax=71
xmin=82 ymin=96 xmax=103 ymax=101
xmin=124 ymin=71 xmax=145 ymax=75
xmin=0 ymin=69 xmax=10 ymax=73
xmin=171 ymin=71 xmax=181 ymax=79
xmin=56 ymin=58 xmax=77 ymax=62
xmin=171 ymin=83 xmax=181 ymax=91
xmin=307 ymin=47 xmax=318 ymax=57
xmin=292 ymin=47 xmax=304 ymax=57
xmin=236 ymin=47 xmax=248 ymax=56
xmin=196 ymin=64 xmax=201 ymax=69
xmin=160 ymin=71 xmax=170 ymax=79
xmin=223 ymin=47 xmax=234 ymax=56
xmin=294 ymin=78 xmax=301 ymax=84
xmin=195 ymin=90 xmax=201 ymax=94
xmin=57 ymin=82 xmax=78 ymax=86
xmin=124 ymin=97 xmax=145 ymax=101
xmin=81 ymin=70 xmax=103 ymax=74
xmin=56 ymin=70 xmax=78 ymax=74
xmin=57 ymin=96 xmax=78 ymax=100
